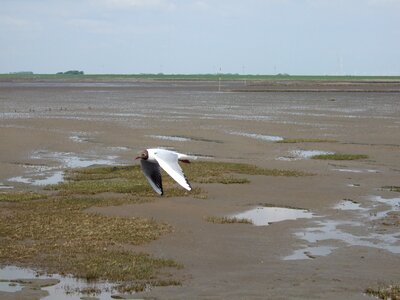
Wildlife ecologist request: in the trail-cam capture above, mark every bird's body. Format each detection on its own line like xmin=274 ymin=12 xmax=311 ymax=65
xmin=136 ymin=148 xmax=195 ymax=195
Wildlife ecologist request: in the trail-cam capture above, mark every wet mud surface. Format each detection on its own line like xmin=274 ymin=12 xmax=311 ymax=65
xmin=1 ymin=78 xmax=400 ymax=299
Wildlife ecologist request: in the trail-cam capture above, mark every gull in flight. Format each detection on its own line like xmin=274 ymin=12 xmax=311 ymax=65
xmin=136 ymin=148 xmax=195 ymax=195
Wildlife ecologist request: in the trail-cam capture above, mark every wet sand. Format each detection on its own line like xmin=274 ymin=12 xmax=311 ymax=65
xmin=1 ymin=78 xmax=400 ymax=299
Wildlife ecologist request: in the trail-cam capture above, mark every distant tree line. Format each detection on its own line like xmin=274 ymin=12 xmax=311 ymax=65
xmin=56 ymin=70 xmax=84 ymax=75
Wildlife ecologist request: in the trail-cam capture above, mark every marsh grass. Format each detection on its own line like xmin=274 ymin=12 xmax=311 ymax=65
xmin=182 ymin=161 xmax=307 ymax=183
xmin=365 ymin=284 xmax=400 ymax=300
xmin=0 ymin=196 xmax=179 ymax=282
xmin=276 ymin=138 xmax=337 ymax=144
xmin=0 ymin=161 xmax=305 ymax=290
xmin=311 ymin=153 xmax=368 ymax=160
xmin=205 ymin=216 xmax=253 ymax=224
xmin=382 ymin=186 xmax=400 ymax=193
xmin=52 ymin=162 xmax=305 ymax=196
xmin=116 ymin=279 xmax=181 ymax=293
xmin=0 ymin=191 xmax=47 ymax=202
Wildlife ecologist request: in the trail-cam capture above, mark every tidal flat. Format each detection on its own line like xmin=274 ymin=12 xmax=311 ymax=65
xmin=1 ymin=78 xmax=400 ymax=299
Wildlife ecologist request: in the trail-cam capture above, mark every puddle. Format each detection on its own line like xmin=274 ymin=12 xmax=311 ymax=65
xmin=0 ymin=281 xmax=23 ymax=293
xmin=148 ymin=135 xmax=222 ymax=144
xmin=284 ymin=246 xmax=337 ymax=260
xmin=372 ymin=196 xmax=400 ymax=210
xmin=334 ymin=199 xmax=367 ymax=211
xmin=31 ymin=151 xmax=118 ymax=168
xmin=230 ymin=132 xmax=284 ymax=142
xmin=292 ymin=219 xmax=400 ymax=253
xmin=8 ymin=171 xmax=64 ymax=186
xmin=277 ymin=150 xmax=334 ymax=161
xmin=0 ymin=183 xmax=14 ymax=189
xmin=108 ymin=146 xmax=130 ymax=151
xmin=7 ymin=151 xmax=119 ymax=187
xmin=332 ymin=168 xmax=378 ymax=173
xmin=369 ymin=196 xmax=400 ymax=220
xmin=347 ymin=183 xmax=361 ymax=187
xmin=148 ymin=135 xmax=191 ymax=142
xmin=232 ymin=206 xmax=313 ymax=226
xmin=0 ymin=266 xmax=116 ymax=299
xmin=69 ymin=134 xmax=89 ymax=143
xmin=284 ymin=196 xmax=400 ymax=260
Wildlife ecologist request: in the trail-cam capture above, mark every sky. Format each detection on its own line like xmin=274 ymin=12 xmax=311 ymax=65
xmin=1 ymin=0 xmax=399 ymax=75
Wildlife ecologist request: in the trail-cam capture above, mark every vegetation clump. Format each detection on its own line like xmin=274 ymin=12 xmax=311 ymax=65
xmin=52 ymin=162 xmax=305 ymax=196
xmin=0 ymin=191 xmax=47 ymax=202
xmin=382 ymin=186 xmax=400 ymax=192
xmin=205 ymin=216 xmax=252 ymax=224
xmin=365 ymin=284 xmax=400 ymax=300
xmin=0 ymin=161 xmax=305 ymax=292
xmin=311 ymin=153 xmax=368 ymax=160
xmin=0 ymin=195 xmax=177 ymax=282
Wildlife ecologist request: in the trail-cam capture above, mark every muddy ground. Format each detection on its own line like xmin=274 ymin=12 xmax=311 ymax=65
xmin=1 ymin=78 xmax=400 ymax=299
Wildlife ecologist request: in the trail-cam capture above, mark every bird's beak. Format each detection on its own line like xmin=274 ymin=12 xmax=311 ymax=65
xmin=135 ymin=156 xmax=140 ymax=160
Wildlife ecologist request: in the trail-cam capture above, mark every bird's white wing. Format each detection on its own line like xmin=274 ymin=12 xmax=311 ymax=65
xmin=153 ymin=150 xmax=192 ymax=191
xmin=140 ymin=160 xmax=163 ymax=195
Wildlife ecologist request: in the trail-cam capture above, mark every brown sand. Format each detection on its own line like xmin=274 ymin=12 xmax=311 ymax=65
xmin=1 ymin=78 xmax=400 ymax=299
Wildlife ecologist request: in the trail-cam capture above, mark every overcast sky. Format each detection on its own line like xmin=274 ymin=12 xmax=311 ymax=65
xmin=1 ymin=0 xmax=399 ymax=75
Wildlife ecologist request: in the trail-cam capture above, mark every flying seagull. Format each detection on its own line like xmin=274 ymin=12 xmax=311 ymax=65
xmin=136 ymin=148 xmax=195 ymax=195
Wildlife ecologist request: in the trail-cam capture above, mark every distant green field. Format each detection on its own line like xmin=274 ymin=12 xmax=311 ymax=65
xmin=1 ymin=73 xmax=400 ymax=81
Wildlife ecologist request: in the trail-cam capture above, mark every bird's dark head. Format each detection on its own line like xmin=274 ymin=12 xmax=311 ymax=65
xmin=135 ymin=149 xmax=149 ymax=160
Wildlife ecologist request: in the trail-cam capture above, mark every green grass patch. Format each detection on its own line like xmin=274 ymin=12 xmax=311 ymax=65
xmin=0 ymin=195 xmax=178 ymax=283
xmin=0 ymin=191 xmax=47 ymax=202
xmin=52 ymin=162 xmax=306 ymax=197
xmin=382 ymin=186 xmax=400 ymax=192
xmin=116 ymin=279 xmax=181 ymax=293
xmin=311 ymin=153 xmax=368 ymax=160
xmin=0 ymin=161 xmax=305 ymax=289
xmin=277 ymin=138 xmax=337 ymax=144
xmin=182 ymin=161 xmax=307 ymax=184
xmin=365 ymin=284 xmax=400 ymax=300
xmin=205 ymin=216 xmax=252 ymax=224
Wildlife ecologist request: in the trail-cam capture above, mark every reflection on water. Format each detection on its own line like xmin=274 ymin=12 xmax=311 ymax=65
xmin=284 ymin=246 xmax=337 ymax=260
xmin=334 ymin=199 xmax=367 ymax=211
xmin=0 ymin=281 xmax=23 ymax=293
xmin=9 ymin=171 xmax=64 ymax=186
xmin=290 ymin=150 xmax=334 ymax=158
xmin=277 ymin=150 xmax=334 ymax=161
xmin=232 ymin=206 xmax=313 ymax=226
xmin=230 ymin=132 xmax=284 ymax=142
xmin=284 ymin=196 xmax=400 ymax=260
xmin=148 ymin=135 xmax=191 ymax=142
xmin=332 ymin=168 xmax=378 ymax=173
xmin=0 ymin=183 xmax=14 ymax=189
xmin=7 ymin=151 xmax=119 ymax=187
xmin=0 ymin=266 xmax=115 ymax=299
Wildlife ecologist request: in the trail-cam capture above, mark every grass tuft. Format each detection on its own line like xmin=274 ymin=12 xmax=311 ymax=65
xmin=382 ymin=186 xmax=400 ymax=193
xmin=205 ymin=216 xmax=253 ymax=224
xmin=0 ymin=196 xmax=177 ymax=282
xmin=0 ymin=191 xmax=47 ymax=202
xmin=365 ymin=284 xmax=400 ymax=300
xmin=51 ymin=162 xmax=306 ymax=197
xmin=0 ymin=161 xmax=306 ymax=291
xmin=311 ymin=153 xmax=368 ymax=160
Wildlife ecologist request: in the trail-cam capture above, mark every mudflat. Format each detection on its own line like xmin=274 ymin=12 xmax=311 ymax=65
xmin=1 ymin=78 xmax=400 ymax=299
